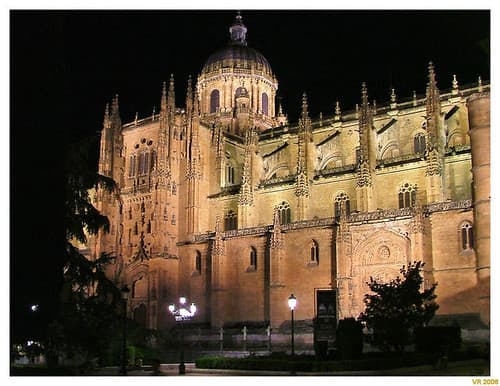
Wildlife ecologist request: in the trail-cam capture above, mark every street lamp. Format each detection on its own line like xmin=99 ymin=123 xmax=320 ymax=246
xmin=120 ymin=284 xmax=130 ymax=376
xmin=169 ymin=296 xmax=197 ymax=375
xmin=288 ymin=294 xmax=297 ymax=357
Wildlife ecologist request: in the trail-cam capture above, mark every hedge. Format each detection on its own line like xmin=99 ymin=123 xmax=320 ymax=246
xmin=195 ymin=353 xmax=431 ymax=372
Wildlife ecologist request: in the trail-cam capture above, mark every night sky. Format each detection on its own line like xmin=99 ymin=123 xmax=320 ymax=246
xmin=11 ymin=10 xmax=489 ymax=340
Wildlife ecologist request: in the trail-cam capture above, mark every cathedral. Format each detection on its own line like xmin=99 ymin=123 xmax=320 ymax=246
xmin=87 ymin=13 xmax=490 ymax=334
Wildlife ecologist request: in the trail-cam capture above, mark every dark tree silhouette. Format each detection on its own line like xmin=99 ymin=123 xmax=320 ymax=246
xmin=359 ymin=261 xmax=439 ymax=352
xmin=44 ymin=137 xmax=124 ymax=367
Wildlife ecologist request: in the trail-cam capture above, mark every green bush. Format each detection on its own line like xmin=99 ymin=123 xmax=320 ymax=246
xmin=195 ymin=353 xmax=431 ymax=372
xmin=336 ymin=318 xmax=363 ymax=359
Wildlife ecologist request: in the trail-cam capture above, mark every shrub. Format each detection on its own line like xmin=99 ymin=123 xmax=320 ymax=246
xmin=195 ymin=352 xmax=431 ymax=372
xmin=336 ymin=318 xmax=363 ymax=359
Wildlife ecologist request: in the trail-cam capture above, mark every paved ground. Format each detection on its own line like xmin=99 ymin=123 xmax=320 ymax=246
xmin=87 ymin=358 xmax=489 ymax=377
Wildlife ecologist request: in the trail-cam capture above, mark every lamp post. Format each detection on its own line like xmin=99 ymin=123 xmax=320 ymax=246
xmin=288 ymin=294 xmax=297 ymax=357
xmin=169 ymin=296 xmax=197 ymax=375
xmin=120 ymin=284 xmax=130 ymax=376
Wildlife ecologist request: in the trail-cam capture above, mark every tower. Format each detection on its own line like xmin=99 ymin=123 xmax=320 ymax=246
xmin=197 ymin=13 xmax=279 ymax=132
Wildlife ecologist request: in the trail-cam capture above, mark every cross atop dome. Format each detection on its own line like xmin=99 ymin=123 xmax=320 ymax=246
xmin=229 ymin=11 xmax=247 ymax=46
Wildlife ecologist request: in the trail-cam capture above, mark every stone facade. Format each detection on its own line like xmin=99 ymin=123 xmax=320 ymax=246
xmin=87 ymin=14 xmax=490 ymax=331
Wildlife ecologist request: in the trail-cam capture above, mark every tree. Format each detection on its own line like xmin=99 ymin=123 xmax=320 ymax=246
xmin=358 ymin=261 xmax=439 ymax=352
xmin=45 ymin=137 xmax=124 ymax=367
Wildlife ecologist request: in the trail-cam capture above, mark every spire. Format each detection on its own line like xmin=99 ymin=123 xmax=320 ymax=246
xmin=478 ymin=76 xmax=483 ymax=92
xmin=168 ymin=74 xmax=175 ymax=110
xmin=335 ymin=101 xmax=341 ymax=120
xmin=390 ymin=88 xmax=397 ymax=109
xmin=109 ymin=94 xmax=122 ymax=134
xmin=359 ymin=83 xmax=370 ymax=129
xmin=428 ymin=61 xmax=437 ymax=89
xmin=452 ymin=74 xmax=459 ymax=94
xmin=98 ymin=103 xmax=112 ymax=176
xmin=425 ymin=61 xmax=441 ymax=143
xmin=413 ymin=90 xmax=417 ymax=106
xmin=425 ymin=62 xmax=443 ymax=177
xmin=193 ymin=88 xmax=200 ymax=117
xmin=103 ymin=103 xmax=110 ymax=128
xmin=301 ymin=92 xmax=309 ymax=118
xmin=357 ymin=83 xmax=372 ymax=188
xmin=186 ymin=75 xmax=193 ymax=116
xmin=161 ymin=81 xmax=167 ymax=112
xmin=167 ymin=74 xmax=176 ymax=139
xmin=295 ymin=92 xmax=310 ymax=199
xmin=229 ymin=11 xmax=247 ymax=46
xmin=111 ymin=94 xmax=120 ymax=119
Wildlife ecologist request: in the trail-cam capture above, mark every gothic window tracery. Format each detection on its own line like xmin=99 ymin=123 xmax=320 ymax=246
xmin=334 ymin=192 xmax=351 ymax=217
xmin=460 ymin=221 xmax=474 ymax=251
xmin=414 ymin=133 xmax=426 ymax=154
xmin=276 ymin=201 xmax=291 ymax=225
xmin=224 ymin=210 xmax=237 ymax=230
xmin=129 ymin=154 xmax=136 ymax=177
xmin=398 ymin=183 xmax=417 ymax=208
xmin=225 ymin=162 xmax=235 ymax=185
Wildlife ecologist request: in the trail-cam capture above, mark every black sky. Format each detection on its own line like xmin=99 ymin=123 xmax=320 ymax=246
xmin=11 ymin=10 xmax=490 ymax=340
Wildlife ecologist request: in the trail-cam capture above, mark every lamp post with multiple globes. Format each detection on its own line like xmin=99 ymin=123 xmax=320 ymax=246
xmin=168 ymin=297 xmax=197 ymax=375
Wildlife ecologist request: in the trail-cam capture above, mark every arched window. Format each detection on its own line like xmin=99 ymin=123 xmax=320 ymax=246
xmin=262 ymin=92 xmax=269 ymax=115
xmin=195 ymin=251 xmax=202 ymax=273
xmin=460 ymin=222 xmax=474 ymax=251
xmin=146 ymin=220 xmax=151 ymax=234
xmin=414 ymin=133 xmax=426 ymax=154
xmin=134 ymin=222 xmax=138 ymax=235
xmin=250 ymin=247 xmax=257 ymax=269
xmin=210 ymin=89 xmax=220 ymax=113
xmin=138 ymin=152 xmax=144 ymax=175
xmin=310 ymin=240 xmax=319 ymax=264
xmin=334 ymin=192 xmax=351 ymax=218
xmin=399 ymin=183 xmax=417 ymax=208
xmin=277 ymin=201 xmax=291 ymax=225
xmin=138 ymin=152 xmax=149 ymax=175
xmin=224 ymin=210 xmax=238 ymax=230
xmin=144 ymin=152 xmax=149 ymax=174
xmin=235 ymin=87 xmax=244 ymax=98
xmin=129 ymin=155 xmax=136 ymax=177
xmin=226 ymin=163 xmax=235 ymax=185
xmin=150 ymin=150 xmax=156 ymax=172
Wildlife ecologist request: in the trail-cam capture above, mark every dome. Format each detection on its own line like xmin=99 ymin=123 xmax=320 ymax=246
xmin=202 ymin=45 xmax=274 ymax=76
xmin=200 ymin=13 xmax=274 ymax=77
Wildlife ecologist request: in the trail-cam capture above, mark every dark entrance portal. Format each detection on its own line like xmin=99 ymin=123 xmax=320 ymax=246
xmin=314 ymin=289 xmax=337 ymax=357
